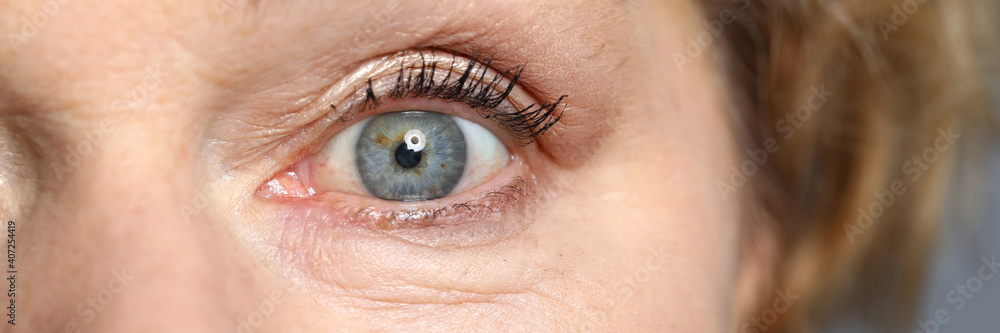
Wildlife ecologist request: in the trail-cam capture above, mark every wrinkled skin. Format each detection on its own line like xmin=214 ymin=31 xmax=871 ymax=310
xmin=0 ymin=0 xmax=759 ymax=331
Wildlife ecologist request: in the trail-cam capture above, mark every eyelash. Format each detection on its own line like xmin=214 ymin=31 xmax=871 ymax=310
xmin=341 ymin=51 xmax=568 ymax=145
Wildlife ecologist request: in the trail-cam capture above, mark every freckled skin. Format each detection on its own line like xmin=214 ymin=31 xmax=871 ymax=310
xmin=1 ymin=0 xmax=751 ymax=332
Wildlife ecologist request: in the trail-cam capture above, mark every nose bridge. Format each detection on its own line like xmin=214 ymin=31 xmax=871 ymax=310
xmin=17 ymin=51 xmax=265 ymax=329
xmin=38 ymin=113 xmax=243 ymax=333
xmin=0 ymin=2 xmax=268 ymax=332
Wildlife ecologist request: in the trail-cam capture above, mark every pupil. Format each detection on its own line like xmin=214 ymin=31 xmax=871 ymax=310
xmin=395 ymin=143 xmax=422 ymax=168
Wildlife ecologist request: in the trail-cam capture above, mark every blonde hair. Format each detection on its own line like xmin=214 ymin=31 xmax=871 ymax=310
xmin=701 ymin=0 xmax=1000 ymax=331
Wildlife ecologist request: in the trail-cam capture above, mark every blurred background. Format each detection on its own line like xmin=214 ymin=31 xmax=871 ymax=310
xmin=913 ymin=80 xmax=1000 ymax=333
xmin=828 ymin=73 xmax=1000 ymax=333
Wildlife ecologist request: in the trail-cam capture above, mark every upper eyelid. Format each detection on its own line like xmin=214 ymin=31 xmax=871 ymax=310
xmin=383 ymin=52 xmax=524 ymax=110
xmin=323 ymin=50 xmax=567 ymax=145
xmin=210 ymin=50 xmax=562 ymax=174
xmin=204 ymin=52 xmax=511 ymax=169
xmin=336 ymin=51 xmax=528 ymax=110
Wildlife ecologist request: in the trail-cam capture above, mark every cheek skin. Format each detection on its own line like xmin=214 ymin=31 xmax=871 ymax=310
xmin=523 ymin=0 xmax=741 ymax=331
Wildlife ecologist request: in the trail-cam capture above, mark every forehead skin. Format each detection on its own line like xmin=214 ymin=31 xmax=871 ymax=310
xmin=0 ymin=0 xmax=742 ymax=332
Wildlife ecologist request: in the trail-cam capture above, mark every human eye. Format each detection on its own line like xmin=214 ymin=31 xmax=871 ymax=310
xmin=309 ymin=110 xmax=507 ymax=201
xmin=255 ymin=50 xmax=566 ymax=233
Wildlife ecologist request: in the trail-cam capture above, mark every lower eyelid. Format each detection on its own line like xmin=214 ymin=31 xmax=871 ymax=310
xmin=266 ymin=191 xmax=547 ymax=304
xmin=270 ymin=174 xmax=535 ymax=248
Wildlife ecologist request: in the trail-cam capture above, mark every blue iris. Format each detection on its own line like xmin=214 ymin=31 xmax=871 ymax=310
xmin=356 ymin=111 xmax=467 ymax=201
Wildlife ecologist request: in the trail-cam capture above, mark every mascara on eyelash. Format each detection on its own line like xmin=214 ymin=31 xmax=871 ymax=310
xmin=334 ymin=52 xmax=568 ymax=145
